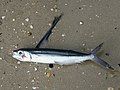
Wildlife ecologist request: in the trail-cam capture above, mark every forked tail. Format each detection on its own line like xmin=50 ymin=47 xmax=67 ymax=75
xmin=91 ymin=43 xmax=114 ymax=70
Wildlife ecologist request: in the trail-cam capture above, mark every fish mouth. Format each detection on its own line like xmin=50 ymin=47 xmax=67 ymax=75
xmin=12 ymin=55 xmax=20 ymax=60
xmin=12 ymin=52 xmax=21 ymax=61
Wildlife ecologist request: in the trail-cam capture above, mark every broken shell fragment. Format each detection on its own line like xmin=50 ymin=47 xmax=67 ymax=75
xmin=27 ymin=31 xmax=32 ymax=36
xmin=108 ymin=87 xmax=114 ymax=90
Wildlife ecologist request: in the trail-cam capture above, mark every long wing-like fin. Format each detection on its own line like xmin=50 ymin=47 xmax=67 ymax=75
xmin=35 ymin=14 xmax=63 ymax=48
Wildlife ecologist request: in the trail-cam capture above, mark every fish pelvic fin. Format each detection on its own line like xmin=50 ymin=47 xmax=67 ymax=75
xmin=91 ymin=43 xmax=114 ymax=71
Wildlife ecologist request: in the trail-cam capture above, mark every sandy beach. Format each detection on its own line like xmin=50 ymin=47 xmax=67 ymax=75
xmin=0 ymin=0 xmax=120 ymax=90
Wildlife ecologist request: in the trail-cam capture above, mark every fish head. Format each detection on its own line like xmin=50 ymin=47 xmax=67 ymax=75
xmin=12 ymin=49 xmax=31 ymax=62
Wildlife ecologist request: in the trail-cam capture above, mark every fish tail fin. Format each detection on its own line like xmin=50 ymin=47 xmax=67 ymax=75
xmin=91 ymin=42 xmax=104 ymax=54
xmin=91 ymin=43 xmax=114 ymax=70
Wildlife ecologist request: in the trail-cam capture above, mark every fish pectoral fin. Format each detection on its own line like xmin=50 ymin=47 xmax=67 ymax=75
xmin=35 ymin=14 xmax=63 ymax=48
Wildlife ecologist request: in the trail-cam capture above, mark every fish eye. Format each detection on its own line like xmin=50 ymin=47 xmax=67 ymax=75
xmin=18 ymin=51 xmax=23 ymax=55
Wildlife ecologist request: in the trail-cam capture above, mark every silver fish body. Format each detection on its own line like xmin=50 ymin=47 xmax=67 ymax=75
xmin=12 ymin=43 xmax=114 ymax=70
xmin=13 ymin=48 xmax=94 ymax=65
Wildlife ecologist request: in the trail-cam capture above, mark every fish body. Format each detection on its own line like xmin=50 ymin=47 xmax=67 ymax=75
xmin=13 ymin=48 xmax=93 ymax=65
xmin=12 ymin=43 xmax=114 ymax=70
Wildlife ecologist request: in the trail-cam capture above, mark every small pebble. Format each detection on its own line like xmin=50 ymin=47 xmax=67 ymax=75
xmin=17 ymin=61 xmax=21 ymax=64
xmin=98 ymin=72 xmax=101 ymax=75
xmin=44 ymin=72 xmax=47 ymax=75
xmin=0 ymin=47 xmax=3 ymax=49
xmin=11 ymin=10 xmax=14 ymax=13
xmin=45 ymin=67 xmax=47 ymax=70
xmin=57 ymin=66 xmax=60 ymax=69
xmin=32 ymin=3 xmax=35 ymax=5
xmin=0 ymin=57 xmax=2 ymax=60
xmin=32 ymin=86 xmax=39 ymax=90
xmin=14 ymin=66 xmax=17 ymax=69
xmin=65 ymin=3 xmax=68 ymax=6
xmin=18 ymin=85 xmax=21 ymax=88
xmin=29 ymin=64 xmax=32 ymax=67
xmin=82 ymin=43 xmax=86 ymax=46
xmin=34 ymin=67 xmax=38 ymax=71
xmin=82 ymin=72 xmax=85 ymax=74
xmin=90 ymin=35 xmax=94 ymax=37
xmin=14 ymin=45 xmax=18 ymax=48
xmin=27 ymin=31 xmax=32 ymax=36
xmin=89 ymin=18 xmax=92 ymax=20
xmin=79 ymin=21 xmax=84 ymax=25
xmin=46 ymin=72 xmax=52 ymax=77
xmin=48 ymin=23 xmax=51 ymax=26
xmin=35 ymin=11 xmax=38 ymax=14
xmin=108 ymin=87 xmax=114 ymax=90
xmin=12 ymin=19 xmax=15 ymax=21
xmin=90 ymin=85 xmax=93 ymax=87
xmin=27 ymin=71 xmax=30 ymax=73
xmin=31 ymin=79 xmax=35 ymax=83
xmin=61 ymin=34 xmax=66 ymax=37
xmin=25 ymin=18 xmax=29 ymax=22
xmin=89 ymin=5 xmax=93 ymax=7
xmin=43 ymin=5 xmax=46 ymax=8
xmin=22 ymin=23 xmax=24 ymax=25
xmin=1 ymin=16 xmax=5 ymax=19
xmin=15 ymin=31 xmax=17 ymax=33
xmin=5 ymin=9 xmax=8 ymax=12
xmin=13 ymin=28 xmax=16 ymax=31
xmin=55 ymin=9 xmax=58 ymax=12
xmin=30 ymin=25 xmax=34 ymax=29
xmin=32 ymin=87 xmax=37 ymax=90
xmin=95 ymin=14 xmax=99 ymax=18
xmin=53 ymin=5 xmax=57 ymax=9
xmin=50 ymin=8 xmax=54 ymax=11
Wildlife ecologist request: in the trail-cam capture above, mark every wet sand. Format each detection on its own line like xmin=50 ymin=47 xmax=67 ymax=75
xmin=0 ymin=0 xmax=120 ymax=90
